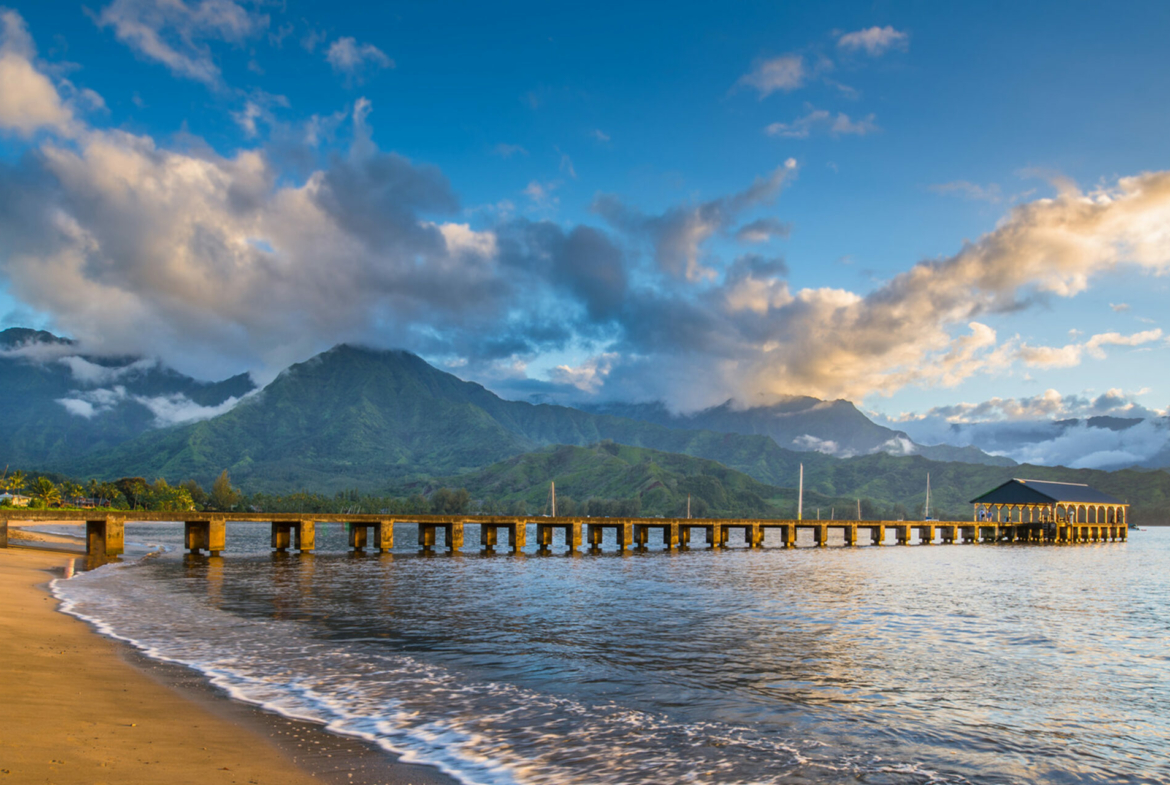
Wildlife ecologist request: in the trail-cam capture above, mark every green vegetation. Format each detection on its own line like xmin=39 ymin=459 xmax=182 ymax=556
xmin=6 ymin=339 xmax=1169 ymax=524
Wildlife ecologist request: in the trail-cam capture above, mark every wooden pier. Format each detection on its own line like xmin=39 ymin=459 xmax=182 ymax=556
xmin=0 ymin=511 xmax=1128 ymax=557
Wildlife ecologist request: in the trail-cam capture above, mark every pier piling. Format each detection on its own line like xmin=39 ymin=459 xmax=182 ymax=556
xmin=86 ymin=517 xmax=124 ymax=557
xmin=186 ymin=519 xmax=226 ymax=555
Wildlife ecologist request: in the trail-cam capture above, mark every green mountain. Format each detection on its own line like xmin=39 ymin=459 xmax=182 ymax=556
xmin=587 ymin=398 xmax=1015 ymax=467
xmin=410 ymin=442 xmax=799 ymax=518
xmin=421 ymin=443 xmax=1170 ymax=525
xmin=71 ymin=344 xmax=830 ymax=492
xmin=14 ymin=338 xmax=1170 ymax=524
xmin=0 ymin=327 xmax=253 ymax=467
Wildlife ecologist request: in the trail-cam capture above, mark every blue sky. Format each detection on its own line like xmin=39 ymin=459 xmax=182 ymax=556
xmin=2 ymin=0 xmax=1170 ymax=438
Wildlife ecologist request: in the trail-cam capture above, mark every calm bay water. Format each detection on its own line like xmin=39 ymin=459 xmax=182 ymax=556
xmin=53 ymin=523 xmax=1170 ymax=784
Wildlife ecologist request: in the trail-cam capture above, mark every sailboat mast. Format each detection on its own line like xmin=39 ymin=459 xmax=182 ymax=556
xmin=687 ymin=494 xmax=691 ymax=519
xmin=551 ymin=481 xmax=556 ymax=517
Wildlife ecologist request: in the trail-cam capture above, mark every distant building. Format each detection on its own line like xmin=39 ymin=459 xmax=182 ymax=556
xmin=970 ymin=479 xmax=1127 ymax=525
xmin=0 ymin=493 xmax=31 ymax=507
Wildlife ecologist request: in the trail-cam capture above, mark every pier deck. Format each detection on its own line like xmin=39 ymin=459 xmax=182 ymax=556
xmin=0 ymin=511 xmax=1127 ymax=557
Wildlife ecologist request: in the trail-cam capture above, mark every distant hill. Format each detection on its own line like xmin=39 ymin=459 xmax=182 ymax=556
xmin=71 ymin=344 xmax=834 ymax=492
xmin=586 ymin=398 xmax=1015 ymax=467
xmin=10 ymin=334 xmax=1170 ymax=524
xmin=0 ymin=328 xmax=254 ymax=467
xmin=408 ymin=442 xmax=799 ymax=518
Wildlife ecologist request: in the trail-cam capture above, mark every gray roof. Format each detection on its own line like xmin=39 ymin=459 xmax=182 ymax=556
xmin=970 ymin=479 xmax=1125 ymax=506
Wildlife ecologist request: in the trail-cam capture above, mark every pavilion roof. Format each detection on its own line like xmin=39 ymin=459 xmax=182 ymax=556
xmin=969 ymin=479 xmax=1125 ymax=506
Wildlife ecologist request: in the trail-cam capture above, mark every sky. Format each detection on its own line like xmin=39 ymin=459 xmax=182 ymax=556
xmin=2 ymin=0 xmax=1170 ymax=449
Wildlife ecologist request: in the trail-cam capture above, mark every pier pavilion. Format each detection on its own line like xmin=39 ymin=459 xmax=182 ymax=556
xmin=970 ymin=479 xmax=1128 ymax=542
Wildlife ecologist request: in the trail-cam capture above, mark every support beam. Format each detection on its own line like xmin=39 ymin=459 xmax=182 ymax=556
xmin=633 ymin=524 xmax=650 ymax=549
xmin=586 ymin=523 xmax=604 ymax=550
xmin=186 ymin=519 xmax=226 ymax=555
xmin=295 ymin=521 xmax=316 ymax=552
xmin=662 ymin=522 xmax=680 ymax=550
xmin=744 ymin=523 xmax=764 ymax=548
xmin=271 ymin=522 xmax=293 ymax=552
xmin=0 ymin=518 xmax=7 ymax=548
xmin=706 ymin=522 xmax=724 ymax=549
xmin=418 ymin=524 xmax=436 ymax=551
xmin=870 ymin=525 xmax=885 ymax=546
xmin=375 ymin=520 xmax=392 ymax=552
xmin=442 ymin=522 xmax=464 ymax=551
xmin=814 ymin=524 xmax=828 ymax=547
xmin=506 ymin=520 xmax=524 ymax=550
xmin=85 ymin=517 xmax=125 ymax=557
xmin=482 ymin=524 xmax=500 ymax=549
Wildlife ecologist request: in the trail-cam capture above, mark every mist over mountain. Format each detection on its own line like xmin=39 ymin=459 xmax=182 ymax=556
xmin=0 ymin=327 xmax=255 ymax=467
xmin=891 ymin=407 xmax=1170 ymax=471
xmin=585 ymin=399 xmax=1015 ymax=467
xmin=4 ymin=330 xmax=1170 ymax=523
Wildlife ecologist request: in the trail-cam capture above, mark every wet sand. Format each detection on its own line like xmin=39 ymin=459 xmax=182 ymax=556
xmin=0 ymin=534 xmax=459 ymax=785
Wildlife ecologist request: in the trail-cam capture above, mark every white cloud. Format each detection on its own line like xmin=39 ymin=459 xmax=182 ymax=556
xmin=1110 ymin=302 xmax=1130 ymax=312
xmin=492 ymin=142 xmax=527 ymax=158
xmin=96 ymin=0 xmax=268 ymax=88
xmin=132 ymin=390 xmax=247 ymax=426
xmin=58 ymin=355 xmax=157 ymax=384
xmin=837 ymin=26 xmax=909 ymax=56
xmin=738 ymin=54 xmax=807 ymax=97
xmin=326 ymin=36 xmax=393 ymax=79
xmin=765 ymin=108 xmax=877 ymax=139
xmin=1017 ymin=328 xmax=1164 ymax=368
xmin=523 ymin=180 xmax=559 ymax=206
xmin=549 ymin=353 xmax=620 ymax=393
xmin=792 ymin=433 xmax=859 ymax=457
xmin=591 ymin=129 xmax=610 ymax=143
xmin=0 ymin=10 xmax=75 ymax=137
xmin=56 ymin=384 xmax=249 ymax=426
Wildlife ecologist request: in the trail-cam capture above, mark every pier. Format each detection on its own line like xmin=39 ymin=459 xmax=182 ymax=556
xmin=0 ymin=511 xmax=1128 ymax=557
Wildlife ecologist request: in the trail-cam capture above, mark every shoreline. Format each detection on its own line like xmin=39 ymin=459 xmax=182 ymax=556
xmin=0 ymin=537 xmax=460 ymax=785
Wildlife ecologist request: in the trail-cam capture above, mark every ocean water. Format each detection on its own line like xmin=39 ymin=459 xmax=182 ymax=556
xmin=51 ymin=523 xmax=1170 ymax=785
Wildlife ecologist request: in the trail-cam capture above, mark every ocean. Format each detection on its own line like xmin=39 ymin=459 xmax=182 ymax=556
xmin=52 ymin=522 xmax=1170 ymax=785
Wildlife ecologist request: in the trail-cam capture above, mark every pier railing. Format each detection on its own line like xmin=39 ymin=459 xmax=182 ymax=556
xmin=0 ymin=511 xmax=1127 ymax=557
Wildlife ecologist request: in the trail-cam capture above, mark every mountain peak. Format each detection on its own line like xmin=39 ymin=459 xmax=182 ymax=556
xmin=0 ymin=327 xmax=74 ymax=350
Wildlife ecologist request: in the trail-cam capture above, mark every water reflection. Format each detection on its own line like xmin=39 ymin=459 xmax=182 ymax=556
xmin=58 ymin=522 xmax=1170 ymax=785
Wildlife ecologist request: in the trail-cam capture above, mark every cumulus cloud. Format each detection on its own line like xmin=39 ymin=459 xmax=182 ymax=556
xmin=882 ymin=388 xmax=1170 ymax=469
xmin=492 ymin=142 xmax=527 ymax=158
xmin=837 ymin=26 xmax=909 ymax=56
xmin=548 ymin=353 xmax=620 ymax=393
xmin=326 ymin=37 xmax=393 ymax=80
xmin=1109 ymin=302 xmax=1130 ymax=312
xmin=735 ymin=217 xmax=791 ymax=244
xmin=5 ymin=11 xmax=1170 ymax=421
xmin=1016 ymin=329 xmax=1163 ymax=368
xmin=593 ymin=160 xmax=797 ymax=281
xmin=737 ymin=54 xmax=808 ymax=97
xmin=0 ymin=10 xmax=76 ymax=137
xmin=96 ymin=0 xmax=268 ymax=87
xmin=765 ymin=108 xmax=878 ymax=138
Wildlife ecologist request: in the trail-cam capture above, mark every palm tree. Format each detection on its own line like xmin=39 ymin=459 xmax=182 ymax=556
xmin=31 ymin=476 xmax=60 ymax=506
xmin=4 ymin=470 xmax=27 ymax=494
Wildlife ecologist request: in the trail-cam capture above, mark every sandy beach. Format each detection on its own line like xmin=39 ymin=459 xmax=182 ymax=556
xmin=0 ymin=530 xmax=457 ymax=785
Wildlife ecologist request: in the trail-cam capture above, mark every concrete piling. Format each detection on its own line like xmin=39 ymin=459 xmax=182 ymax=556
xmin=86 ymin=517 xmax=124 ymax=557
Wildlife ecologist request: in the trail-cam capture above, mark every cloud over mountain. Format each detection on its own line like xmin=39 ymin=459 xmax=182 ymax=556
xmin=3 ymin=9 xmax=1170 ymax=418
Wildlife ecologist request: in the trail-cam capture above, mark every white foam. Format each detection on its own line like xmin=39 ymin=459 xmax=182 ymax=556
xmin=52 ymin=556 xmax=973 ymax=785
